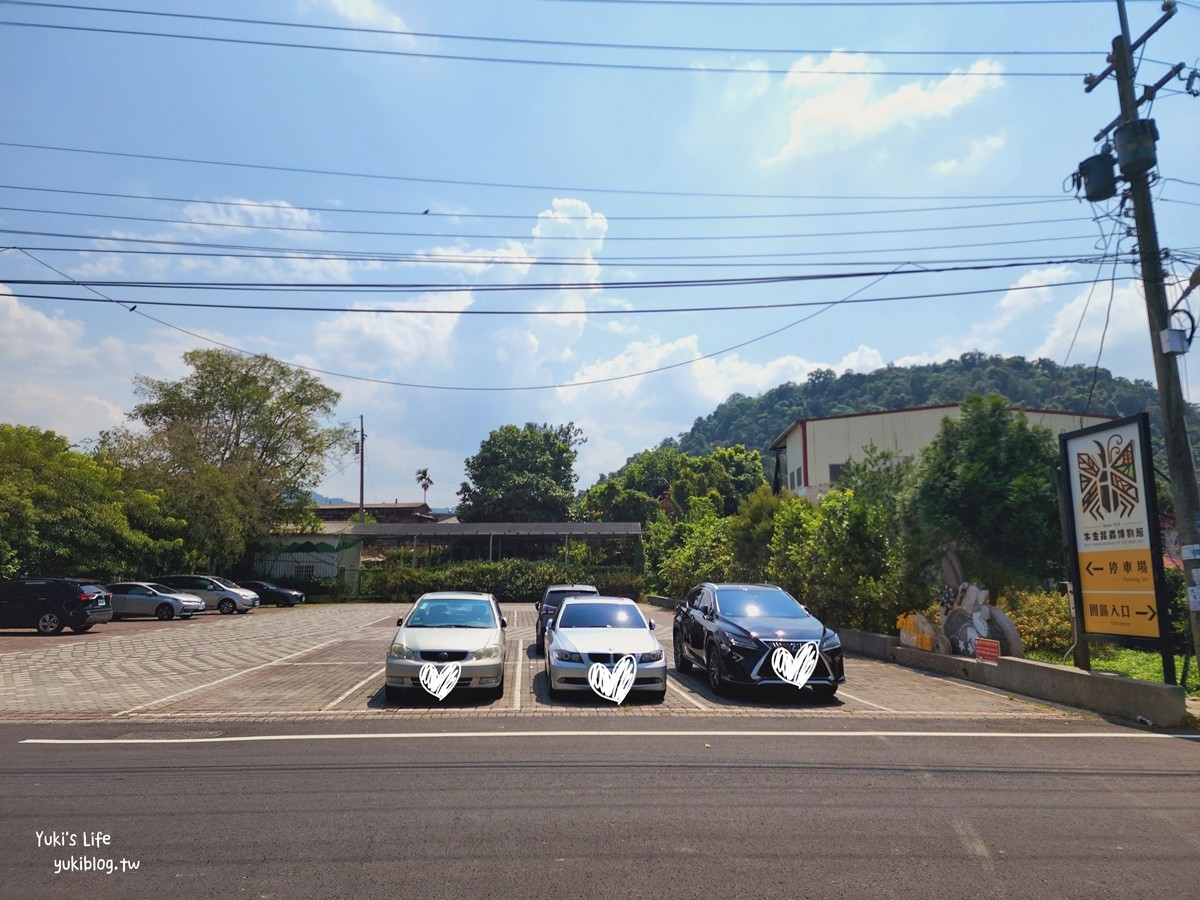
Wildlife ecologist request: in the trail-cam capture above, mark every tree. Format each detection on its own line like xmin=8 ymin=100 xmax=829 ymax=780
xmin=100 ymin=349 xmax=355 ymax=570
xmin=415 ymin=468 xmax=433 ymax=505
xmin=457 ymin=423 xmax=585 ymax=522
xmin=0 ymin=424 xmax=183 ymax=579
xmin=905 ymin=392 xmax=1061 ymax=591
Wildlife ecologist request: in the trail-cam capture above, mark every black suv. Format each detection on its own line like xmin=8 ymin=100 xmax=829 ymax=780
xmin=534 ymin=584 xmax=599 ymax=654
xmin=673 ymin=583 xmax=844 ymax=699
xmin=0 ymin=578 xmax=114 ymax=635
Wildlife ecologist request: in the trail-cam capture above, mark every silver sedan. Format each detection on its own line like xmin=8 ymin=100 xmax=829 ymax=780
xmin=385 ymin=592 xmax=507 ymax=702
xmin=544 ymin=596 xmax=667 ymax=702
xmin=107 ymin=582 xmax=204 ymax=620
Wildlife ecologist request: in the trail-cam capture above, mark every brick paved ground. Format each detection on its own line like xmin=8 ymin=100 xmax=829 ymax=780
xmin=0 ymin=603 xmax=1084 ymax=723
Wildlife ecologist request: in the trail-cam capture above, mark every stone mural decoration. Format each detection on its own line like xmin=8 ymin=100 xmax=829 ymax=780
xmin=898 ymin=550 xmax=1025 ymax=658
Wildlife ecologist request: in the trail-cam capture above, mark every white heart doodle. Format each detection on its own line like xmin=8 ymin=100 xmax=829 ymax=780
xmin=771 ymin=642 xmax=820 ymax=689
xmin=587 ymin=654 xmax=638 ymax=705
xmin=418 ymin=662 xmax=461 ymax=701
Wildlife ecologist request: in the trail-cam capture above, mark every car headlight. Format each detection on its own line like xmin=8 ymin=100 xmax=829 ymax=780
xmin=722 ymin=632 xmax=759 ymax=650
xmin=638 ymin=649 xmax=664 ymax=663
xmin=474 ymin=643 xmax=502 ymax=660
xmin=389 ymin=642 xmax=415 ymax=660
xmin=821 ymin=630 xmax=841 ymax=651
xmin=553 ymin=650 xmax=583 ymax=662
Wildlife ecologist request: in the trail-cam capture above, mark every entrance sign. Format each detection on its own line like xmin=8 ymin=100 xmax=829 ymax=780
xmin=1059 ymin=415 xmax=1173 ymax=681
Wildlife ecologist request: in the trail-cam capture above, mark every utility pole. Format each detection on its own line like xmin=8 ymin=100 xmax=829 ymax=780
xmin=1084 ymin=0 xmax=1199 ymax=680
xmin=358 ymin=414 xmax=366 ymax=523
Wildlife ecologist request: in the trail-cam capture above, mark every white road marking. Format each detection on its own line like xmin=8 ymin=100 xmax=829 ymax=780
xmin=113 ymin=638 xmax=343 ymax=717
xmin=667 ymin=677 xmax=710 ymax=710
xmin=323 ymin=666 xmax=386 ymax=710
xmin=24 ymin=730 xmax=1199 ymax=745
xmin=837 ymin=689 xmax=896 ymax=712
xmin=513 ymin=641 xmax=524 ymax=711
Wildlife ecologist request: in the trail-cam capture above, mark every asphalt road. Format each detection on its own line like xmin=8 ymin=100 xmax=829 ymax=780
xmin=4 ymin=718 xmax=1198 ymax=900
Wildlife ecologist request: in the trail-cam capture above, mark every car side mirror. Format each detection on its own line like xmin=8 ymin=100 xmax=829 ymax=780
xmin=649 ymin=619 xmax=657 ymax=630
xmin=534 ymin=600 xmax=542 ymax=611
xmin=396 ymin=617 xmax=404 ymax=626
xmin=501 ymin=617 xmax=508 ymax=629
xmin=545 ymin=621 xmax=554 ymax=631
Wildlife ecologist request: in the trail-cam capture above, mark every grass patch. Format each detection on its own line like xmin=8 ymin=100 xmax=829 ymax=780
xmin=1026 ymin=648 xmax=1199 ymax=696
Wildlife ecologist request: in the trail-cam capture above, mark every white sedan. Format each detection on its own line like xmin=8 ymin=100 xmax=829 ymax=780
xmin=106 ymin=582 xmax=205 ymax=620
xmin=543 ymin=596 xmax=667 ymax=703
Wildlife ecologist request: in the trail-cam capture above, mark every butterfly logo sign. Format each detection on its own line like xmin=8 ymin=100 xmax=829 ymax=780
xmin=587 ymin=654 xmax=637 ymax=705
xmin=418 ymin=662 xmax=461 ymax=701
xmin=770 ymin=642 xmax=820 ymax=689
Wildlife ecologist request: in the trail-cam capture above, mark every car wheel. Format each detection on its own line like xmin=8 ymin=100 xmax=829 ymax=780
xmin=70 ymin=624 xmax=93 ymax=634
xmin=217 ymin=598 xmax=236 ymax=615
xmin=154 ymin=603 xmax=175 ymax=621
xmin=535 ymin=630 xmax=545 ymax=655
xmin=673 ymin=630 xmax=692 ymax=673
xmin=706 ymin=643 xmax=727 ymax=696
xmin=36 ymin=612 xmax=65 ymax=636
xmin=650 ymin=689 xmax=666 ymax=704
xmin=235 ymin=607 xmax=249 ymax=614
xmin=809 ymin=684 xmax=838 ymax=701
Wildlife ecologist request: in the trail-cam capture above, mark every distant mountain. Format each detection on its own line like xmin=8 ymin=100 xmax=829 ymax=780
xmin=671 ymin=353 xmax=1190 ymax=459
xmin=311 ymin=492 xmax=352 ymax=505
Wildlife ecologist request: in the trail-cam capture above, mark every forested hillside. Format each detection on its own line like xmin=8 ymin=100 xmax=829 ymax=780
xmin=673 ymin=353 xmax=1183 ymax=458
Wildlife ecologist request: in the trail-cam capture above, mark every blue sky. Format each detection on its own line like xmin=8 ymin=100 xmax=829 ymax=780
xmin=2 ymin=0 xmax=1198 ymax=509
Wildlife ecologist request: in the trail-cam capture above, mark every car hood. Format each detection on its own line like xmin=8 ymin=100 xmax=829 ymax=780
xmin=164 ymin=592 xmax=203 ymax=605
xmin=552 ymin=628 xmax=661 ymax=655
xmin=723 ymin=615 xmax=826 ymax=642
xmin=395 ymin=627 xmax=502 ymax=652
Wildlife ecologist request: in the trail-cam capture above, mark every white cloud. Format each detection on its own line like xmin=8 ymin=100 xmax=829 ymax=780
xmin=1033 ymin=279 xmax=1147 ymax=363
xmin=764 ymin=56 xmax=1005 ymax=164
xmin=313 ymin=291 xmax=474 ymax=372
xmin=989 ymin=266 xmax=1074 ymax=332
xmin=312 ymin=0 xmax=409 ymax=33
xmin=933 ymin=133 xmax=1006 ymax=175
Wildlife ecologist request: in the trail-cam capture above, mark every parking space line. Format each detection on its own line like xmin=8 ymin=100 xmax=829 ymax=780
xmin=513 ymin=640 xmax=524 ymax=711
xmin=114 ymin=638 xmax=343 ymax=716
xmin=837 ymin=689 xmax=896 ymax=712
xmin=667 ymin=676 xmax=710 ymax=710
xmin=323 ymin=666 xmax=386 ymax=710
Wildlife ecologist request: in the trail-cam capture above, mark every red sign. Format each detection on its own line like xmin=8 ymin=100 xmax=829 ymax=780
xmin=974 ymin=638 xmax=1001 ymax=661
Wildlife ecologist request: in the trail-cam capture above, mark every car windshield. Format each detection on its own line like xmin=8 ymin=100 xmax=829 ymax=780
xmin=253 ymin=582 xmax=277 ymax=590
xmin=557 ymin=602 xmax=645 ymax=629
xmin=212 ymin=577 xmax=240 ymax=588
xmin=147 ymin=584 xmax=175 ymax=593
xmin=717 ymin=588 xmax=809 ymax=619
xmin=406 ymin=599 xmax=496 ymax=628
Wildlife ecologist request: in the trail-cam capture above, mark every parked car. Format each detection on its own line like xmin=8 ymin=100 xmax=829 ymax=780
xmin=534 ymin=583 xmax=599 ymax=653
xmin=237 ymin=580 xmax=305 ymax=608
xmin=543 ymin=596 xmax=666 ymax=702
xmin=106 ymin=582 xmax=204 ymax=620
xmin=0 ymin=578 xmax=114 ymax=635
xmin=153 ymin=575 xmax=259 ymax=614
xmin=385 ymin=592 xmax=507 ymax=702
xmin=673 ymin=583 xmax=844 ymax=699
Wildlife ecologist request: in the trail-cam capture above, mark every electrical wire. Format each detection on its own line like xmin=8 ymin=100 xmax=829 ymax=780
xmin=0 ymin=142 xmax=1064 ymax=201
xmin=0 ymin=19 xmax=1082 ymax=78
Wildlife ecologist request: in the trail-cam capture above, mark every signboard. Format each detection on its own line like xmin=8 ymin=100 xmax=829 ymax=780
xmin=1060 ymin=414 xmax=1166 ymax=641
xmin=973 ymin=638 xmax=1001 ymax=661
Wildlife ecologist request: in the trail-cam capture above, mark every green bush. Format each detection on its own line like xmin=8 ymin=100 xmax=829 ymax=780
xmin=1004 ymin=589 xmax=1074 ymax=654
xmin=361 ymin=558 xmax=641 ymax=603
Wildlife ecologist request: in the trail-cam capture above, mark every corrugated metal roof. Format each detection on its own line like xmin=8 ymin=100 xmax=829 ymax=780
xmin=287 ymin=522 xmax=642 ymax=538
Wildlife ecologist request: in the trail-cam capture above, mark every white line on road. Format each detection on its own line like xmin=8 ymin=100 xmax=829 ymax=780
xmin=837 ymin=689 xmax=896 ymax=712
xmin=513 ymin=641 xmax=524 ymax=711
xmin=667 ymin=677 xmax=710 ymax=710
xmin=323 ymin=666 xmax=386 ymax=710
xmin=113 ymin=638 xmax=343 ymax=717
xmin=23 ymin=730 xmax=1199 ymax=745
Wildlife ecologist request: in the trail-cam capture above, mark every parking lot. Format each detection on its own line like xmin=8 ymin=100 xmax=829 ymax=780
xmin=0 ymin=602 xmax=1075 ymax=722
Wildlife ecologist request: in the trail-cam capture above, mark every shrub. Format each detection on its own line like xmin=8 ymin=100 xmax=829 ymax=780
xmin=1003 ymin=589 xmax=1074 ymax=654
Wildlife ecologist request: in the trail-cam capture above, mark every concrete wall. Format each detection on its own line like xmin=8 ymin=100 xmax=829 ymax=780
xmin=840 ymin=628 xmax=1187 ymax=727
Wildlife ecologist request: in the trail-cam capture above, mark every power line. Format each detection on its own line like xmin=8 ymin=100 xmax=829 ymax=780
xmin=0 ymin=183 xmax=1076 ymax=223
xmin=1 ymin=1 xmax=1103 ymax=57
xmin=6 ymin=276 xmax=1127 ymax=316
xmin=0 ymin=142 xmax=1064 ymax=201
xmin=0 ymin=203 xmax=1098 ymax=243
xmin=0 ymin=19 xmax=1084 ymax=77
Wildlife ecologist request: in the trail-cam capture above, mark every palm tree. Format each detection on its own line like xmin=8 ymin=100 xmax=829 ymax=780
xmin=415 ymin=467 xmax=433 ymax=505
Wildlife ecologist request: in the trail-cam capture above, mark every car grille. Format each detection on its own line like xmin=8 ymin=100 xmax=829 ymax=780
xmin=758 ymin=641 xmax=832 ymax=680
xmin=417 ymin=650 xmax=469 ymax=662
xmin=586 ymin=652 xmax=635 ymax=664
